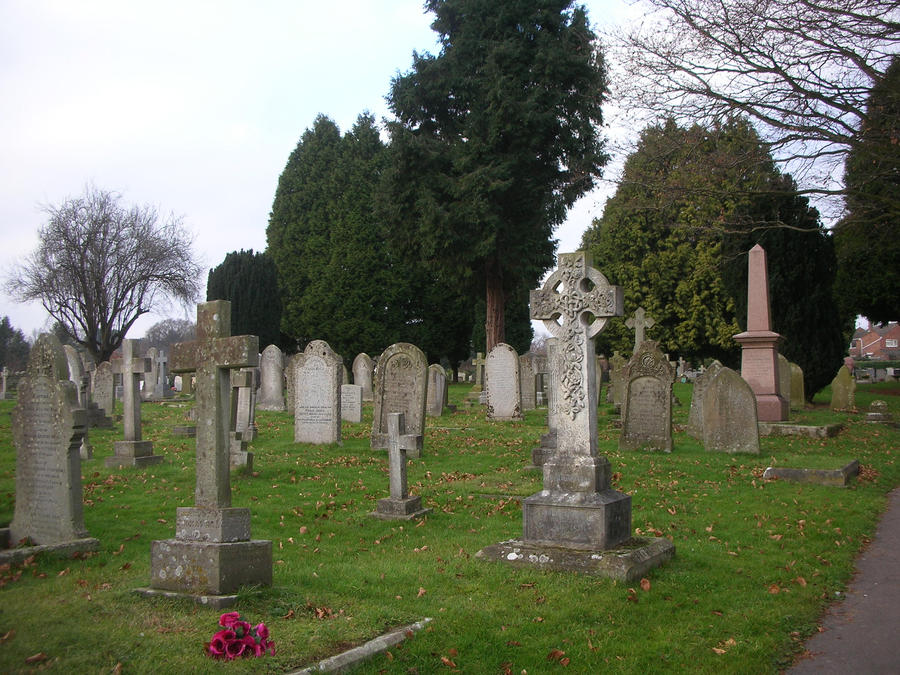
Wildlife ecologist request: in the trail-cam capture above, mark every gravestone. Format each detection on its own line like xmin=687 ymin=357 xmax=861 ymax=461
xmin=371 ymin=343 xmax=428 ymax=458
xmin=776 ymin=353 xmax=791 ymax=412
xmin=519 ymin=352 xmax=538 ymax=411
xmin=830 ymin=365 xmax=856 ymax=411
xmin=142 ymin=300 xmax=270 ymax=606
xmin=608 ymin=351 xmax=627 ymax=408
xmin=733 ymin=244 xmax=788 ymax=421
xmin=92 ymin=361 xmax=115 ymax=419
xmin=152 ymin=350 xmax=173 ymax=400
xmin=478 ymin=251 xmax=672 ymax=580
xmin=686 ymin=360 xmax=723 ymax=440
xmin=619 ymin=341 xmax=674 ymax=453
xmin=1 ymin=334 xmax=99 ymax=564
xmin=1 ymin=366 xmax=8 ymax=399
xmin=142 ymin=347 xmax=158 ymax=401
xmin=790 ymin=362 xmax=805 ymax=411
xmin=625 ymin=307 xmax=656 ymax=355
xmin=426 ymin=364 xmax=447 ymax=417
xmin=285 ymin=353 xmax=299 ymax=414
xmin=473 ymin=352 xmax=486 ymax=390
xmin=369 ymin=413 xmax=430 ymax=520
xmin=64 ymin=345 xmax=87 ymax=407
xmin=700 ymin=366 xmax=760 ymax=454
xmin=228 ymin=368 xmax=256 ymax=470
xmin=530 ymin=337 xmax=559 ymax=469
xmin=257 ymin=345 xmax=285 ymax=411
xmin=341 ymin=384 xmax=363 ymax=423
xmin=107 ymin=339 xmax=162 ymax=468
xmin=294 ymin=340 xmax=342 ymax=445
xmin=352 ymin=353 xmax=375 ymax=402
xmin=486 ymin=343 xmax=523 ymax=421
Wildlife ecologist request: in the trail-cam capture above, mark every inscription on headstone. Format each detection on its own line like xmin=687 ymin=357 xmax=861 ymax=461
xmin=486 ymin=343 xmax=522 ymax=421
xmin=371 ymin=343 xmax=427 ymax=457
xmin=620 ymin=341 xmax=674 ymax=452
xmin=294 ymin=340 xmax=342 ymax=445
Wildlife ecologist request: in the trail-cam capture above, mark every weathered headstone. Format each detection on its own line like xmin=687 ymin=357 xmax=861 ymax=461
xmin=107 ymin=339 xmax=162 ymax=468
xmin=142 ymin=300 xmax=270 ymax=606
xmin=371 ymin=343 xmax=428 ymax=458
xmin=257 ymin=345 xmax=285 ymax=411
xmin=790 ymin=362 xmax=805 ymax=411
xmin=530 ymin=337 xmax=559 ymax=469
xmin=473 ymin=352 xmax=486 ymax=390
xmin=608 ymin=351 xmax=627 ymax=408
xmin=426 ymin=364 xmax=447 ymax=417
xmin=866 ymin=400 xmax=893 ymax=425
xmin=341 ymin=384 xmax=363 ymax=423
xmin=776 ymin=353 xmax=791 ymax=413
xmin=700 ymin=366 xmax=760 ymax=454
xmin=294 ymin=340 xmax=342 ymax=445
xmin=0 ymin=366 xmax=8 ymax=399
xmin=830 ymin=365 xmax=856 ymax=411
xmin=369 ymin=413 xmax=430 ymax=520
xmin=1 ymin=334 xmax=99 ymax=563
xmin=142 ymin=347 xmax=158 ymax=401
xmin=625 ymin=306 xmax=656 ymax=355
xmin=229 ymin=368 xmax=256 ymax=470
xmin=619 ymin=341 xmax=674 ymax=453
xmin=486 ymin=343 xmax=523 ymax=421
xmin=284 ymin=353 xmax=299 ymax=414
xmin=519 ymin=352 xmax=538 ymax=411
xmin=478 ymin=251 xmax=672 ymax=580
xmin=63 ymin=345 xmax=87 ymax=407
xmin=352 ymin=353 xmax=375 ymax=402
xmin=733 ymin=244 xmax=788 ymax=421
xmin=686 ymin=360 xmax=723 ymax=440
xmin=92 ymin=361 xmax=115 ymax=419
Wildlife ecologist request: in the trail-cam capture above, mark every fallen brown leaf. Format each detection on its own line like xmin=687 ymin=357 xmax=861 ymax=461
xmin=640 ymin=578 xmax=651 ymax=592
xmin=25 ymin=652 xmax=47 ymax=664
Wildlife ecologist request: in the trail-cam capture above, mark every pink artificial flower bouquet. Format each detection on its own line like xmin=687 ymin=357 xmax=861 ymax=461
xmin=207 ymin=611 xmax=275 ymax=660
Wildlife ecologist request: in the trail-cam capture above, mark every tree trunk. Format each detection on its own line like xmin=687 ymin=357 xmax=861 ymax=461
xmin=484 ymin=259 xmax=505 ymax=352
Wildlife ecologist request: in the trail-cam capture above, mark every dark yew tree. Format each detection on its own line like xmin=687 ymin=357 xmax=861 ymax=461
xmin=206 ymin=249 xmax=282 ymax=349
xmin=0 ymin=316 xmax=30 ymax=372
xmin=385 ymin=0 xmax=609 ymax=352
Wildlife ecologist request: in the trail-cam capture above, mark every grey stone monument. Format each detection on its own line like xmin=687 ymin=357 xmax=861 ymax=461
xmin=473 ymin=352 xmax=486 ymax=390
xmin=790 ymin=362 xmax=805 ymax=411
xmin=1 ymin=334 xmax=99 ymax=564
xmin=369 ymin=413 xmax=431 ymax=521
xmin=700 ymin=366 xmax=760 ymax=454
xmin=257 ymin=344 xmax=286 ymax=411
xmin=608 ymin=351 xmax=627 ymax=409
xmin=294 ymin=340 xmax=342 ymax=445
xmin=142 ymin=347 xmax=158 ymax=401
xmin=341 ymin=384 xmax=363 ymax=423
xmin=352 ymin=352 xmax=375 ymax=402
xmin=229 ymin=368 xmax=255 ymax=470
xmin=530 ymin=337 xmax=559 ymax=469
xmin=625 ymin=307 xmax=656 ymax=355
xmin=426 ymin=364 xmax=447 ymax=417
xmin=686 ymin=360 xmax=723 ymax=440
xmin=141 ymin=300 xmax=271 ymax=607
xmin=107 ymin=340 xmax=162 ymax=468
xmin=619 ymin=341 xmax=674 ymax=453
xmin=830 ymin=365 xmax=856 ymax=411
xmin=92 ymin=361 xmax=115 ymax=419
xmin=285 ymin=353 xmax=298 ymax=414
xmin=151 ymin=350 xmax=173 ymax=400
xmin=776 ymin=353 xmax=791 ymax=413
xmin=371 ymin=343 xmax=428 ymax=458
xmin=1 ymin=365 xmax=9 ymax=399
xmin=478 ymin=252 xmax=673 ymax=580
xmin=486 ymin=343 xmax=523 ymax=421
xmin=519 ymin=352 xmax=538 ymax=411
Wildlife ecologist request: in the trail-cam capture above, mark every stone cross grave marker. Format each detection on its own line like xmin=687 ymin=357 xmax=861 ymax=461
xmin=352 ymin=353 xmax=375 ymax=402
xmin=371 ymin=342 xmax=428 ymax=458
xmin=478 ymin=251 xmax=674 ymax=579
xmin=153 ymin=350 xmax=173 ymax=399
xmin=142 ymin=300 xmax=270 ymax=605
xmin=108 ymin=339 xmax=161 ymax=468
xmin=1 ymin=334 xmax=99 ymax=564
xmin=625 ymin=307 xmax=656 ymax=355
xmin=370 ymin=412 xmax=430 ymax=520
xmin=294 ymin=340 xmax=342 ymax=445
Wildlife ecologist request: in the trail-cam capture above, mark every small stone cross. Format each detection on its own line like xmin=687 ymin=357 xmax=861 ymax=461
xmin=171 ymin=301 xmax=258 ymax=509
xmin=387 ymin=412 xmax=420 ymax=501
xmin=112 ymin=339 xmax=151 ymax=442
xmin=625 ymin=307 xmax=656 ymax=354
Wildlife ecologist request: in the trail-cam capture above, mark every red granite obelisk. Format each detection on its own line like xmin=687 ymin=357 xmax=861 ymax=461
xmin=733 ymin=244 xmax=788 ymax=421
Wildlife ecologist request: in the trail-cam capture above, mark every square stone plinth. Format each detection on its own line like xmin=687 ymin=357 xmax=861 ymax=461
xmin=106 ymin=441 xmax=163 ymax=468
xmin=475 ymin=536 xmax=674 ymax=582
xmin=175 ymin=507 xmax=251 ymax=542
xmin=370 ymin=496 xmax=432 ymax=521
xmin=147 ymin=538 xmax=272 ymax=596
xmin=522 ymin=489 xmax=632 ymax=550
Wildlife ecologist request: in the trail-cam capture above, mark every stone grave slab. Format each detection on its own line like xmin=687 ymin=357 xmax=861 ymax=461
xmin=762 ymin=460 xmax=860 ymax=487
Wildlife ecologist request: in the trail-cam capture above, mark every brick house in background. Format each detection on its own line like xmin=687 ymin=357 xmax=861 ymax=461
xmin=849 ymin=323 xmax=900 ymax=360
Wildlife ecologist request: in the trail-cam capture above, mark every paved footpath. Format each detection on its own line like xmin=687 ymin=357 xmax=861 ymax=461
xmin=788 ymin=486 xmax=900 ymax=674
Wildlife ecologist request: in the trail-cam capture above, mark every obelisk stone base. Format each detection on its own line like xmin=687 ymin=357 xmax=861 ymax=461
xmin=370 ymin=495 xmax=432 ymax=521
xmin=522 ymin=489 xmax=632 ymax=550
xmin=106 ymin=440 xmax=163 ymax=468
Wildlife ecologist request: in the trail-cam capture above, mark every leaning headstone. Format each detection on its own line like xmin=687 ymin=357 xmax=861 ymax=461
xmin=478 ymin=251 xmax=673 ymax=580
xmin=294 ymin=340 xmax=342 ymax=445
xmin=486 ymin=343 xmax=523 ymax=420
xmin=371 ymin=343 xmax=428 ymax=458
xmin=426 ymin=364 xmax=447 ymax=417
xmin=107 ymin=340 xmax=162 ymax=468
xmin=369 ymin=413 xmax=430 ymax=520
xmin=257 ymin=345 xmax=286 ymax=411
xmin=142 ymin=347 xmax=158 ymax=401
xmin=686 ymin=360 xmax=723 ymax=440
xmin=92 ymin=361 xmax=115 ymax=419
xmin=830 ymin=365 xmax=856 ymax=411
xmin=700 ymin=367 xmax=760 ymax=454
xmin=352 ymin=353 xmax=375 ymax=402
xmin=776 ymin=353 xmax=791 ymax=413
xmin=733 ymin=244 xmax=788 ymax=421
xmin=141 ymin=300 xmax=270 ymax=607
xmin=341 ymin=384 xmax=363 ymax=423
xmin=625 ymin=306 xmax=656 ymax=355
xmin=619 ymin=341 xmax=674 ymax=453
xmin=1 ymin=334 xmax=99 ymax=564
xmin=790 ymin=362 xmax=805 ymax=411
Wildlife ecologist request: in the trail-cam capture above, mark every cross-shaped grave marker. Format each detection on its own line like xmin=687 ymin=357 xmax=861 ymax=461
xmin=370 ymin=412 xmax=430 ymax=520
xmin=107 ymin=339 xmax=160 ymax=467
xmin=625 ymin=306 xmax=656 ymax=355
xmin=153 ymin=350 xmax=172 ymax=399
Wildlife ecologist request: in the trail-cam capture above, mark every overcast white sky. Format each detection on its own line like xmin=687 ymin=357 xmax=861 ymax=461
xmin=0 ymin=0 xmax=638 ymax=340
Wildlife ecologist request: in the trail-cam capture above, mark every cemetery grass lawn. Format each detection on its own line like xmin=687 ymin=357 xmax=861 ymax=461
xmin=0 ymin=382 xmax=896 ymax=673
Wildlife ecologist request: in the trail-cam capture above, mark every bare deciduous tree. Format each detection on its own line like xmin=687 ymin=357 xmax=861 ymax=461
xmin=610 ymin=0 xmax=899 ymax=209
xmin=6 ymin=186 xmax=202 ymax=362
